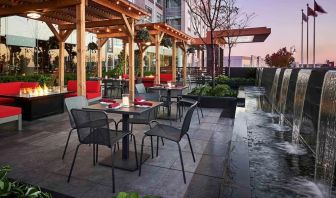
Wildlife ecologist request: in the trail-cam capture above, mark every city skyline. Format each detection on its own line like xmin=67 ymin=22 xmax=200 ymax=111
xmin=231 ymin=0 xmax=336 ymax=64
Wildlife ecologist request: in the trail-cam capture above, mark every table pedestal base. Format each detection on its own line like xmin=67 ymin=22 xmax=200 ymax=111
xmin=99 ymin=151 xmax=150 ymax=171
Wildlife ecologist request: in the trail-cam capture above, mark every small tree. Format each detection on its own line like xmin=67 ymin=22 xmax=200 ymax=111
xmin=265 ymin=47 xmax=295 ymax=68
xmin=219 ymin=0 xmax=254 ymax=77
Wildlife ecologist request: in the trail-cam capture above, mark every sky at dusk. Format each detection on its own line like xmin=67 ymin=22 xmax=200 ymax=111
xmin=0 ymin=0 xmax=335 ymax=64
xmin=232 ymin=0 xmax=336 ymax=64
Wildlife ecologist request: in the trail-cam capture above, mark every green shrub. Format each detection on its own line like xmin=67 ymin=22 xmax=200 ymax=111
xmin=144 ymin=71 xmax=155 ymax=77
xmin=215 ymin=75 xmax=255 ymax=87
xmin=115 ymin=192 xmax=159 ymax=198
xmin=0 ymin=166 xmax=51 ymax=197
xmin=0 ymin=74 xmax=56 ymax=86
xmin=189 ymin=84 xmax=237 ymax=97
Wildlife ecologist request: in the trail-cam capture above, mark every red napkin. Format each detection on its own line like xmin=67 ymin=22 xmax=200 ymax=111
xmin=134 ymin=101 xmax=153 ymax=106
xmin=102 ymin=98 xmax=116 ymax=103
xmin=108 ymin=103 xmax=120 ymax=108
xmin=134 ymin=96 xmax=145 ymax=102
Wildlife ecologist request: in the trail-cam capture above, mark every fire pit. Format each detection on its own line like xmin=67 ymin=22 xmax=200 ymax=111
xmin=0 ymin=86 xmax=72 ymax=121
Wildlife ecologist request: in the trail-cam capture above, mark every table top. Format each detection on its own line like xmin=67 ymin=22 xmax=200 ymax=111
xmin=85 ymin=99 xmax=162 ymax=115
xmin=148 ymin=85 xmax=188 ymax=91
xmin=0 ymin=90 xmax=71 ymax=99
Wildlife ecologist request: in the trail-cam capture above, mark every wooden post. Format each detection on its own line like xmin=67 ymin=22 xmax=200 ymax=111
xmin=123 ymin=42 xmax=128 ymax=75
xmin=183 ymin=48 xmax=187 ymax=84
xmin=155 ymin=34 xmax=160 ymax=84
xmin=172 ymin=38 xmax=177 ymax=82
xmin=59 ymin=41 xmax=65 ymax=90
xmin=97 ymin=45 xmax=102 ymax=78
xmin=139 ymin=48 xmax=144 ymax=77
xmin=76 ymin=0 xmax=86 ymax=96
xmin=128 ymin=20 xmax=135 ymax=101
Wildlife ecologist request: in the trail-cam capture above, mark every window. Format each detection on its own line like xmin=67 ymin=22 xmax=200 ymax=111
xmin=166 ymin=0 xmax=180 ymax=8
xmin=145 ymin=5 xmax=153 ymax=22
xmin=156 ymin=13 xmax=162 ymax=22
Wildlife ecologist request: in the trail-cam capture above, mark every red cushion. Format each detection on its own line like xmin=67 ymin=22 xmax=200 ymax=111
xmin=67 ymin=80 xmax=77 ymax=92
xmin=160 ymin=74 xmax=173 ymax=83
xmin=0 ymin=105 xmax=21 ymax=118
xmin=0 ymin=82 xmax=22 ymax=95
xmin=122 ymin=74 xmax=129 ymax=79
xmin=21 ymin=82 xmax=39 ymax=89
xmin=86 ymin=92 xmax=101 ymax=100
xmin=0 ymin=98 xmax=16 ymax=105
xmin=86 ymin=81 xmax=100 ymax=93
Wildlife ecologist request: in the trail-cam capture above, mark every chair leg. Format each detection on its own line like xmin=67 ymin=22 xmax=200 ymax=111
xmin=130 ymin=124 xmax=133 ymax=142
xmin=177 ymin=142 xmax=186 ymax=184
xmin=96 ymin=144 xmax=99 ymax=163
xmin=93 ymin=143 xmax=96 ymax=166
xmin=131 ymin=134 xmax=138 ymax=168
xmin=199 ymin=105 xmax=204 ymax=118
xmin=139 ymin=135 xmax=147 ymax=176
xmin=186 ymin=134 xmax=196 ymax=162
xmin=67 ymin=144 xmax=81 ymax=182
xmin=110 ymin=146 xmax=116 ymax=193
xmin=62 ymin=128 xmax=75 ymax=160
xmin=196 ymin=107 xmax=201 ymax=124
xmin=161 ymin=137 xmax=164 ymax=146
xmin=150 ymin=136 xmax=154 ymax=158
xmin=156 ymin=136 xmax=159 ymax=157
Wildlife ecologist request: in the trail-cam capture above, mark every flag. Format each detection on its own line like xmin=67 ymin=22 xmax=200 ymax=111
xmin=308 ymin=6 xmax=317 ymax=17
xmin=314 ymin=1 xmax=327 ymax=14
xmin=302 ymin=12 xmax=308 ymax=22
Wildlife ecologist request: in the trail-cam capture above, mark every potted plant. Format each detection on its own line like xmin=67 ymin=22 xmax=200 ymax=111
xmin=161 ymin=37 xmax=172 ymax=48
xmin=135 ymin=28 xmax=151 ymax=44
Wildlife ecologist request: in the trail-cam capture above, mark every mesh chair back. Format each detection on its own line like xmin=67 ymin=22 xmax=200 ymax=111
xmin=180 ymin=102 xmax=198 ymax=138
xmin=133 ymin=106 xmax=158 ymax=122
xmin=65 ymin=96 xmax=88 ymax=129
xmin=71 ymin=109 xmax=111 ymax=146
xmin=111 ymin=80 xmax=122 ymax=87
xmin=135 ymin=83 xmax=147 ymax=94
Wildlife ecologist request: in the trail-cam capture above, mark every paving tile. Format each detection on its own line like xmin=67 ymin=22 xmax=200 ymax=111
xmin=183 ymin=174 xmax=224 ymax=198
xmin=194 ymin=155 xmax=225 ymax=178
xmin=170 ymin=151 xmax=202 ymax=173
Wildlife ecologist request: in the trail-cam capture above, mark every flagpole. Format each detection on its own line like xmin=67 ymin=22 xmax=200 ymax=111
xmin=301 ymin=9 xmax=304 ymax=68
xmin=306 ymin=4 xmax=309 ymax=68
xmin=313 ymin=1 xmax=316 ymax=68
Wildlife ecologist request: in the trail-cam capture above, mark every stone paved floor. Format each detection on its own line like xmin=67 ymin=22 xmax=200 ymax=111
xmin=0 ymin=106 xmax=235 ymax=198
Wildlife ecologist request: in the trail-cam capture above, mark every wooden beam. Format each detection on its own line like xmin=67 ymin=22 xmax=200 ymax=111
xmin=155 ymin=34 xmax=161 ymax=85
xmin=172 ymin=38 xmax=177 ymax=82
xmin=59 ymin=41 xmax=65 ymax=90
xmin=92 ymin=0 xmax=143 ymax=20
xmin=0 ymin=0 xmax=81 ymax=17
xmin=96 ymin=38 xmax=107 ymax=78
xmin=76 ymin=0 xmax=86 ymax=96
xmin=46 ymin=23 xmax=62 ymax=41
xmin=128 ymin=19 xmax=135 ymax=101
xmin=60 ymin=29 xmax=73 ymax=41
xmin=121 ymin=14 xmax=133 ymax=37
xmin=123 ymin=42 xmax=128 ymax=75
xmin=182 ymin=42 xmax=187 ymax=84
xmin=59 ymin=19 xmax=129 ymax=30
xmin=97 ymin=32 xmax=128 ymax=39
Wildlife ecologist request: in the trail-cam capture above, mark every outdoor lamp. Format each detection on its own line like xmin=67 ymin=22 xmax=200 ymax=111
xmin=27 ymin=12 xmax=41 ymax=19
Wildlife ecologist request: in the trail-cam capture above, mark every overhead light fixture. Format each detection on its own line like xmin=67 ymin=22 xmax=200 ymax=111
xmin=145 ymin=41 xmax=151 ymax=46
xmin=118 ymin=28 xmax=122 ymax=31
xmin=128 ymin=7 xmax=131 ymax=10
xmin=27 ymin=12 xmax=41 ymax=19
xmin=116 ymin=1 xmax=119 ymax=4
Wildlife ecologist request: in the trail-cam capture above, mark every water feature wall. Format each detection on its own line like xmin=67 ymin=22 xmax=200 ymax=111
xmin=279 ymin=69 xmax=292 ymax=115
xmin=292 ymin=70 xmax=312 ymax=144
xmin=260 ymin=68 xmax=276 ymax=99
xmin=300 ymin=69 xmax=329 ymax=152
xmin=315 ymin=71 xmax=336 ymax=194
xmin=284 ymin=69 xmax=300 ymax=124
xmin=270 ymin=69 xmax=281 ymax=110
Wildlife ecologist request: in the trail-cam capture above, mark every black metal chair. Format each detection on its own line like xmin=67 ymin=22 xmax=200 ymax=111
xmin=178 ymin=87 xmax=204 ymax=124
xmin=62 ymin=96 xmax=88 ymax=160
xmin=139 ymin=102 xmax=198 ymax=183
xmin=68 ymin=109 xmax=137 ymax=193
xmin=135 ymin=83 xmax=160 ymax=101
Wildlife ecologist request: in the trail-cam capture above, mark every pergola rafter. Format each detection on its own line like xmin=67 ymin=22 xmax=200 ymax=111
xmin=94 ymin=22 xmax=193 ymax=83
xmin=0 ymin=0 xmax=149 ymax=100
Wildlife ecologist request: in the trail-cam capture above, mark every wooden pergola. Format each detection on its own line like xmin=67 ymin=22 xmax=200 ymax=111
xmin=0 ymin=0 xmax=148 ymax=100
xmin=95 ymin=22 xmax=193 ymax=84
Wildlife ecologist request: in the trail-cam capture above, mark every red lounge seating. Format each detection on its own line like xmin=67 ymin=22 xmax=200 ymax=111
xmin=65 ymin=80 xmax=102 ymax=102
xmin=0 ymin=82 xmax=39 ymax=105
xmin=122 ymin=74 xmax=129 ymax=79
xmin=141 ymin=74 xmax=173 ymax=88
xmin=0 ymin=105 xmax=22 ymax=130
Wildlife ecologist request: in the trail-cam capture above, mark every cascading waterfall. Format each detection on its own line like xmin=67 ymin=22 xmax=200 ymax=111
xmin=292 ymin=70 xmax=312 ymax=144
xmin=314 ymin=71 xmax=336 ymax=196
xmin=270 ymin=69 xmax=281 ymax=113
xmin=278 ymin=69 xmax=292 ymax=125
xmin=258 ymin=68 xmax=264 ymax=87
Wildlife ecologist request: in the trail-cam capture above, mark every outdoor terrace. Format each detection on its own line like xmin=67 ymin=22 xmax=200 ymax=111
xmin=0 ymin=104 xmax=239 ymax=198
